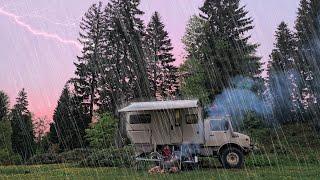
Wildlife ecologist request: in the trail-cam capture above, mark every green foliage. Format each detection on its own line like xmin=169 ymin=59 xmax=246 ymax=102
xmin=11 ymin=89 xmax=35 ymax=161
xmin=0 ymin=119 xmax=12 ymax=152
xmin=99 ymin=0 xmax=153 ymax=114
xmin=0 ymin=149 xmax=22 ymax=165
xmin=0 ymin=119 xmax=22 ymax=165
xmin=240 ymin=112 xmax=270 ymax=144
xmin=27 ymin=153 xmax=60 ymax=165
xmin=145 ymin=11 xmax=178 ymax=99
xmin=85 ymin=113 xmax=118 ymax=149
xmin=181 ymin=1 xmax=261 ymax=104
xmin=268 ymin=22 xmax=302 ymax=123
xmin=48 ymin=86 xmax=91 ymax=151
xmin=78 ymin=146 xmax=135 ymax=168
xmin=27 ymin=148 xmax=92 ymax=165
xmin=35 ymin=135 xmax=50 ymax=154
xmin=73 ymin=2 xmax=104 ymax=119
xmin=295 ymin=0 xmax=320 ymax=110
xmin=0 ymin=90 xmax=9 ymax=121
xmin=58 ymin=148 xmax=92 ymax=163
xmin=179 ymin=58 xmax=210 ymax=104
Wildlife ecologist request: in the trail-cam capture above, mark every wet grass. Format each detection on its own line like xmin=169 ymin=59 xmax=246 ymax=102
xmin=1 ymin=158 xmax=320 ymax=180
xmin=2 ymin=123 xmax=320 ymax=179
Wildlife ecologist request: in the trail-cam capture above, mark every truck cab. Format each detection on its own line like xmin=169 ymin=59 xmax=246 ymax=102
xmin=203 ymin=117 xmax=253 ymax=168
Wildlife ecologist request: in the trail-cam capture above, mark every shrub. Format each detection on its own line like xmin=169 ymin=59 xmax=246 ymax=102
xmin=58 ymin=148 xmax=92 ymax=163
xmin=78 ymin=146 xmax=135 ymax=167
xmin=85 ymin=113 xmax=118 ymax=149
xmin=0 ymin=149 xmax=22 ymax=165
xmin=27 ymin=153 xmax=61 ymax=165
xmin=240 ymin=111 xmax=270 ymax=144
xmin=27 ymin=148 xmax=93 ymax=165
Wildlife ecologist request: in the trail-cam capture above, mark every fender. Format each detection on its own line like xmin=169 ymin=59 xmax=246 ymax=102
xmin=217 ymin=143 xmax=244 ymax=155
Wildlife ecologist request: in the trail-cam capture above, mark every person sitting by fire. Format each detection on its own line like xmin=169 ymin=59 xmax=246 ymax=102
xmin=162 ymin=145 xmax=172 ymax=160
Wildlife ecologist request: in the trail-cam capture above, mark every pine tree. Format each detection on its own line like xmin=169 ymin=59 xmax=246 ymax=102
xmin=48 ymin=86 xmax=90 ymax=151
xmin=98 ymin=2 xmax=134 ymax=115
xmin=180 ymin=16 xmax=210 ymax=103
xmin=109 ymin=0 xmax=151 ymax=99
xmin=11 ymin=88 xmax=35 ymax=161
xmin=201 ymin=0 xmax=261 ymax=84
xmin=98 ymin=0 xmax=152 ymax=115
xmin=295 ymin=0 xmax=320 ymax=107
xmin=0 ymin=90 xmax=13 ymax=160
xmin=145 ymin=12 xmax=178 ymax=99
xmin=73 ymin=2 xmax=104 ymax=119
xmin=268 ymin=22 xmax=300 ymax=123
xmin=269 ymin=22 xmax=297 ymax=72
xmin=0 ymin=90 xmax=9 ymax=121
xmin=181 ymin=0 xmax=261 ymax=103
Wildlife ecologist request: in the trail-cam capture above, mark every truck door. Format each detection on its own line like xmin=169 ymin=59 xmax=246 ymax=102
xmin=126 ymin=113 xmax=151 ymax=144
xmin=204 ymin=119 xmax=231 ymax=147
xmin=169 ymin=110 xmax=182 ymax=144
xmin=151 ymin=111 xmax=171 ymax=145
xmin=182 ymin=109 xmax=204 ymax=144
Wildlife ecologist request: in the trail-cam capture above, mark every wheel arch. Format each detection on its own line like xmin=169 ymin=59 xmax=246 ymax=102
xmin=218 ymin=143 xmax=244 ymax=155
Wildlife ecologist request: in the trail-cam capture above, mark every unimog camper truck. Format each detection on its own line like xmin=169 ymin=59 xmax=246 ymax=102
xmin=119 ymin=100 xmax=254 ymax=168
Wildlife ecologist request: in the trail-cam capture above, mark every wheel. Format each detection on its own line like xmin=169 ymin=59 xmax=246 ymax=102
xmin=220 ymin=147 xmax=244 ymax=169
xmin=149 ymin=152 xmax=163 ymax=166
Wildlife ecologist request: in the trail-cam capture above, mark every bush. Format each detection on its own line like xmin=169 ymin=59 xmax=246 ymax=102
xmin=85 ymin=113 xmax=118 ymax=149
xmin=58 ymin=148 xmax=92 ymax=163
xmin=78 ymin=146 xmax=135 ymax=167
xmin=0 ymin=149 xmax=22 ymax=165
xmin=27 ymin=148 xmax=93 ymax=165
xmin=240 ymin=111 xmax=270 ymax=144
xmin=27 ymin=153 xmax=61 ymax=165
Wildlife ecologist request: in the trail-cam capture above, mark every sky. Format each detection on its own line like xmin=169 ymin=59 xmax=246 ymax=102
xmin=0 ymin=0 xmax=300 ymax=120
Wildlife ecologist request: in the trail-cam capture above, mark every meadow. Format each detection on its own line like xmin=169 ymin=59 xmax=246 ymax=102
xmin=1 ymin=162 xmax=320 ymax=180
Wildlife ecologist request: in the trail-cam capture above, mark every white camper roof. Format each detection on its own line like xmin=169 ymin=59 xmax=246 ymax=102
xmin=119 ymin=100 xmax=199 ymax=112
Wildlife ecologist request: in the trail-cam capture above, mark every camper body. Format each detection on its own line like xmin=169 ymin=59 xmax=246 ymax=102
xmin=119 ymin=100 xmax=254 ymax=168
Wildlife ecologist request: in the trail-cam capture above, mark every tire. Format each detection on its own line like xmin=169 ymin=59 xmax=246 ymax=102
xmin=220 ymin=147 xmax=244 ymax=169
xmin=149 ymin=152 xmax=162 ymax=166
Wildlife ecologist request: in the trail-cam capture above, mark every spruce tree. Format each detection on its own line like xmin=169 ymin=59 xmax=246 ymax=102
xmin=49 ymin=86 xmax=90 ymax=151
xmin=0 ymin=90 xmax=13 ymax=161
xmin=109 ymin=0 xmax=151 ymax=99
xmin=181 ymin=15 xmax=210 ymax=103
xmin=145 ymin=11 xmax=178 ymax=99
xmin=268 ymin=22 xmax=300 ymax=123
xmin=73 ymin=2 xmax=104 ymax=119
xmin=0 ymin=90 xmax=9 ymax=121
xmin=98 ymin=2 xmax=134 ymax=115
xmin=295 ymin=0 xmax=320 ymax=107
xmin=11 ymin=88 xmax=35 ymax=161
xmin=98 ymin=0 xmax=151 ymax=115
xmin=181 ymin=0 xmax=261 ymax=103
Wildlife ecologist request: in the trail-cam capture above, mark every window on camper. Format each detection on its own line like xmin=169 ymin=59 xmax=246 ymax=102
xmin=129 ymin=114 xmax=151 ymax=124
xmin=185 ymin=114 xmax=198 ymax=124
xmin=210 ymin=120 xmax=229 ymax=131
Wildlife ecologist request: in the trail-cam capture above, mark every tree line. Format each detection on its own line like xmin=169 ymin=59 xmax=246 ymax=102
xmin=0 ymin=0 xmax=319 ymax=163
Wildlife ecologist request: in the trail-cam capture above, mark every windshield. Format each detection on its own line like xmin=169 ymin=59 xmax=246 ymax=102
xmin=210 ymin=120 xmax=229 ymax=131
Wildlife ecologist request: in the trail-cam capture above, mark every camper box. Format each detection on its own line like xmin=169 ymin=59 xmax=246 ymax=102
xmin=119 ymin=100 xmax=204 ymax=148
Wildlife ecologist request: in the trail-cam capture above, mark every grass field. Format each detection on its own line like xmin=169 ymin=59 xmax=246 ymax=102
xmin=2 ymin=123 xmax=320 ymax=179
xmin=1 ymin=163 xmax=320 ymax=180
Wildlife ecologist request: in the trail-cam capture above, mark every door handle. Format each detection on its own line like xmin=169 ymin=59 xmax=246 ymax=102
xmin=210 ymin=134 xmax=214 ymax=136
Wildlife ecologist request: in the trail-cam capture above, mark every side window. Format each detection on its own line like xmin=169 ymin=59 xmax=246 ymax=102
xmin=129 ymin=114 xmax=151 ymax=124
xmin=210 ymin=120 xmax=229 ymax=131
xmin=185 ymin=114 xmax=198 ymax=124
